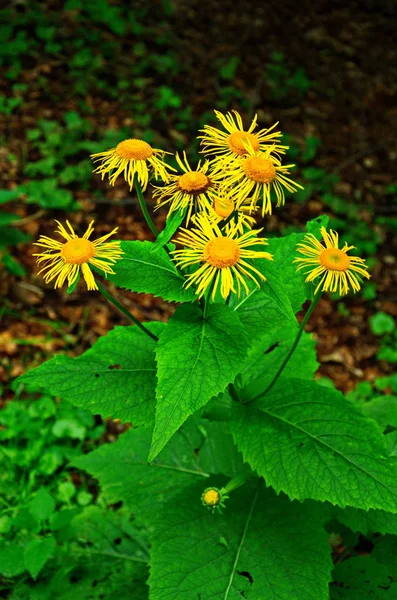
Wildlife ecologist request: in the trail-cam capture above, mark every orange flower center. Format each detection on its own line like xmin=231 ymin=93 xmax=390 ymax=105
xmin=228 ymin=131 xmax=260 ymax=155
xmin=214 ymin=196 xmax=234 ymax=219
xmin=115 ymin=139 xmax=153 ymax=160
xmin=178 ymin=171 xmax=210 ymax=194
xmin=61 ymin=238 xmax=95 ymax=264
xmin=202 ymin=489 xmax=220 ymax=507
xmin=204 ymin=237 xmax=240 ymax=268
xmin=319 ymin=248 xmax=350 ymax=271
xmin=243 ymin=156 xmax=276 ymax=183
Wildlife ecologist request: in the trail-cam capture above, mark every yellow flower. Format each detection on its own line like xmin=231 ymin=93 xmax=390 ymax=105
xmin=153 ymin=152 xmax=215 ymax=223
xmin=294 ymin=227 xmax=370 ymax=296
xmin=91 ymin=138 xmax=173 ymax=191
xmin=172 ymin=212 xmax=272 ymax=300
xmin=207 ymin=188 xmax=257 ymax=233
xmin=199 ymin=110 xmax=287 ymax=161
xmin=33 ymin=220 xmax=123 ymax=291
xmin=202 ymin=488 xmax=221 ymax=508
xmin=217 ymin=145 xmax=303 ymax=216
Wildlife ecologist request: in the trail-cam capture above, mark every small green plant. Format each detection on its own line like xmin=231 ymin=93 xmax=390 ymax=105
xmin=266 ymin=51 xmax=313 ymax=103
xmin=370 ymin=311 xmax=397 ymax=363
xmin=0 ymin=388 xmax=151 ymax=598
xmin=0 ymin=190 xmax=30 ymax=276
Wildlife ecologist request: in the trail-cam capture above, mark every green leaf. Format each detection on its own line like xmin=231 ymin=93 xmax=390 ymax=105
xmin=67 ymin=270 xmax=80 ymax=294
xmin=149 ymin=482 xmax=332 ymax=600
xmin=330 ymin=556 xmax=397 ymax=599
xmin=360 ymin=395 xmax=397 ymax=430
xmin=230 ymin=379 xmax=397 ymax=511
xmin=67 ymin=505 xmax=148 ymax=563
xmin=19 ymin=323 xmax=163 ymax=427
xmin=333 ymin=505 xmax=397 ymax=536
xmin=306 ymin=215 xmax=329 ymax=235
xmin=238 ymin=324 xmax=318 ymax=400
xmin=0 ymin=543 xmax=25 ymax=577
xmin=0 ymin=212 xmax=20 ymax=225
xmin=73 ymin=426 xmax=208 ymax=524
xmin=191 ymin=420 xmax=247 ymax=478
xmin=24 ymin=536 xmax=56 ymax=579
xmin=74 ymin=418 xmax=245 ymax=523
xmin=260 ymin=266 xmax=297 ymax=325
xmin=152 ymin=206 xmax=187 ymax=250
xmin=239 ymin=253 xmax=297 ymax=327
xmin=372 ymin=535 xmax=397 ymax=580
xmin=108 ymin=240 xmax=196 ymax=302
xmin=42 ymin=508 xmax=149 ymax=599
xmin=266 ymin=231 xmax=313 ymax=312
xmin=150 ymin=304 xmax=250 ymax=460
xmin=0 ymin=188 xmax=21 ymax=204
xmin=29 ymin=487 xmax=55 ymax=522
xmin=370 ymin=312 xmax=395 ymax=336
xmin=231 ymin=284 xmax=288 ymax=343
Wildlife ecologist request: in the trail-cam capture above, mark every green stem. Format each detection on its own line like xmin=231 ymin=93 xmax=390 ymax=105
xmin=218 ymin=210 xmax=237 ymax=230
xmin=246 ymin=288 xmax=322 ymax=404
xmin=96 ymin=281 xmax=159 ymax=342
xmin=134 ymin=177 xmax=159 ymax=239
xmin=221 ymin=472 xmax=250 ymax=496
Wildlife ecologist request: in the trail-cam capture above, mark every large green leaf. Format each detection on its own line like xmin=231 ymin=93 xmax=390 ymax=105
xmin=225 ymin=217 xmax=328 ymax=342
xmin=330 ymin=556 xmax=397 ymax=599
xmin=149 ymin=303 xmax=250 ymax=461
xmin=238 ymin=324 xmax=318 ymax=400
xmin=74 ymin=418 xmax=244 ymax=523
xmin=266 ymin=231 xmax=313 ymax=312
xmin=24 ymin=536 xmax=56 ymax=579
xmin=45 ymin=508 xmax=149 ymax=600
xmin=230 ymin=379 xmax=397 ymax=512
xmin=333 ymin=505 xmax=397 ymax=536
xmin=108 ymin=240 xmax=196 ymax=302
xmin=149 ymin=481 xmax=332 ymax=600
xmin=231 ymin=284 xmax=288 ymax=343
xmin=262 ymin=216 xmax=328 ymax=314
xmin=360 ymin=395 xmax=397 ymax=430
xmin=19 ymin=323 xmax=164 ymax=427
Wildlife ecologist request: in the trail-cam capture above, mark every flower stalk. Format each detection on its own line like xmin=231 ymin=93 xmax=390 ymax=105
xmin=245 ymin=287 xmax=322 ymax=404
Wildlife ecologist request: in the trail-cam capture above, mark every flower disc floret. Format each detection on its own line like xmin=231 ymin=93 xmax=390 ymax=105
xmin=243 ymin=156 xmax=277 ymax=183
xmin=33 ymin=220 xmax=123 ymax=291
xmin=178 ymin=171 xmax=210 ymax=194
xmin=204 ymin=237 xmax=241 ymax=268
xmin=294 ymin=226 xmax=370 ymax=296
xmin=61 ymin=238 xmax=95 ymax=264
xmin=115 ymin=139 xmax=153 ymax=160
xmin=320 ymin=247 xmax=351 ymax=271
